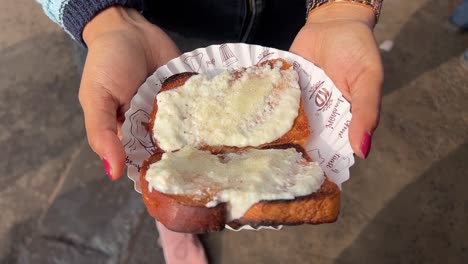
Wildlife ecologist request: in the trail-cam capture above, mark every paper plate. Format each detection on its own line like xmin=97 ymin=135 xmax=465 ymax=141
xmin=121 ymin=43 xmax=355 ymax=231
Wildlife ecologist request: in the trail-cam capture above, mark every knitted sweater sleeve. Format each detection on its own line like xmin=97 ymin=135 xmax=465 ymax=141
xmin=36 ymin=0 xmax=143 ymax=43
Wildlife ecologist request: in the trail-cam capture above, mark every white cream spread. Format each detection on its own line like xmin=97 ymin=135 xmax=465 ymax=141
xmin=145 ymin=146 xmax=325 ymax=220
xmin=153 ymin=63 xmax=301 ymax=151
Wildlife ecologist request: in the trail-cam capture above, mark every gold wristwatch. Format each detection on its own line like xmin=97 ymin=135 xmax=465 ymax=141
xmin=306 ymin=0 xmax=383 ymax=23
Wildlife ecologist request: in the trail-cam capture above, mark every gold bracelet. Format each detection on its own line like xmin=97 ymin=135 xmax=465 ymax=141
xmin=306 ymin=0 xmax=383 ymax=23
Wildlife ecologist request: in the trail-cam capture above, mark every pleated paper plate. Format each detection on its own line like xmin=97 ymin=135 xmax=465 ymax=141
xmin=121 ymin=43 xmax=355 ymax=231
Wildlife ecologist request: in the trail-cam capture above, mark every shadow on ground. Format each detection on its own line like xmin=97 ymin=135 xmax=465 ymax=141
xmin=381 ymin=0 xmax=468 ymax=95
xmin=337 ymin=142 xmax=468 ymax=263
xmin=0 ymin=32 xmax=83 ymax=189
xmin=3 ymin=143 xmax=165 ymax=263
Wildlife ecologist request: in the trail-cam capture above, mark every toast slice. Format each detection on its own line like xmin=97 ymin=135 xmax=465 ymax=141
xmin=140 ymin=144 xmax=340 ymax=233
xmin=141 ymin=59 xmax=340 ymax=233
xmin=148 ymin=59 xmax=311 ymax=152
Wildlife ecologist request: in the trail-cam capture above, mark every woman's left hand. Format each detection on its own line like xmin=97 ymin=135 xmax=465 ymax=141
xmin=290 ymin=3 xmax=383 ymax=159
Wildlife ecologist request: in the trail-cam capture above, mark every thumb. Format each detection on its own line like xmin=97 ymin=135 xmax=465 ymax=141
xmin=79 ymin=83 xmax=126 ymax=180
xmin=348 ymin=68 xmax=383 ymax=159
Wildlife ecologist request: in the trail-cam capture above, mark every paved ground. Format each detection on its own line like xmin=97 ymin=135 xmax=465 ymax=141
xmin=1 ymin=0 xmax=468 ymax=263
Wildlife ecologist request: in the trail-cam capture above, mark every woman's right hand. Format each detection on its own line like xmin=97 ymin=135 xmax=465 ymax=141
xmin=79 ymin=6 xmax=181 ymax=180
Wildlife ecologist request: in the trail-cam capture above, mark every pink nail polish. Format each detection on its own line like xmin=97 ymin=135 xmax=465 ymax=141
xmin=361 ymin=132 xmax=372 ymax=159
xmin=102 ymin=158 xmax=113 ymax=180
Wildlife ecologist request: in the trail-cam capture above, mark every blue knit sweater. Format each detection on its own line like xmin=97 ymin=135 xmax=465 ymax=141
xmin=36 ymin=0 xmax=143 ymax=43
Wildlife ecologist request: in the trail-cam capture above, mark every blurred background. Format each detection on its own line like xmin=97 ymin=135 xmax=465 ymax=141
xmin=1 ymin=0 xmax=468 ymax=263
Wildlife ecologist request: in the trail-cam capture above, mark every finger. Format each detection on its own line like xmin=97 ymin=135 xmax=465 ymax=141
xmin=79 ymin=82 xmax=126 ymax=180
xmin=348 ymin=67 xmax=383 ymax=159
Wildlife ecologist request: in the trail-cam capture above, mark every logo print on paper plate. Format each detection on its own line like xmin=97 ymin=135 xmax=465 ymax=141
xmin=219 ymin=44 xmax=238 ymax=69
xmin=308 ymin=149 xmax=325 ymax=165
xmin=205 ymin=58 xmax=216 ymax=69
xmin=331 ymin=156 xmax=351 ymax=174
xmin=255 ymin=47 xmax=275 ymax=65
xmin=308 ymin=80 xmax=333 ymax=112
xmin=326 ymin=154 xmax=351 ymax=174
xmin=184 ymin=53 xmax=204 ymax=72
xmin=292 ymin=61 xmax=311 ymax=90
xmin=123 ymin=109 xmax=158 ymax=156
xmin=158 ymin=76 xmax=168 ymax=85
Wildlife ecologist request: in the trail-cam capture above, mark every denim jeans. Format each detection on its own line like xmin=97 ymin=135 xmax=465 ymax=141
xmin=452 ymin=0 xmax=468 ymax=29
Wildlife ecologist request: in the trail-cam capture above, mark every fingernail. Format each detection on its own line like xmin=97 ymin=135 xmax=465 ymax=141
xmin=361 ymin=132 xmax=372 ymax=159
xmin=102 ymin=158 xmax=113 ymax=180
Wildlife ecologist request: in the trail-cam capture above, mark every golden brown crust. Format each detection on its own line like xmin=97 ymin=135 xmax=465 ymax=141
xmin=149 ymin=72 xmax=197 ymax=138
xmin=234 ymin=178 xmax=340 ymax=226
xmin=140 ymin=59 xmax=340 ymax=233
xmin=149 ymin=59 xmax=311 ymax=152
xmin=140 ymin=152 xmax=227 ymax=233
xmin=140 ymin=145 xmax=340 ymax=233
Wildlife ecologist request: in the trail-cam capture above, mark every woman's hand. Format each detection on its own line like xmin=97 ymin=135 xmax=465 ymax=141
xmin=79 ymin=6 xmax=180 ymax=180
xmin=290 ymin=3 xmax=383 ymax=159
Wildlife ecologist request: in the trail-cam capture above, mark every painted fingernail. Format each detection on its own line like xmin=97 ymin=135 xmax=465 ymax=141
xmin=361 ymin=132 xmax=372 ymax=159
xmin=102 ymin=158 xmax=113 ymax=180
